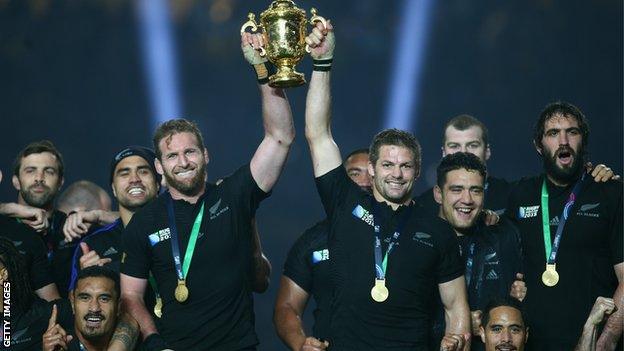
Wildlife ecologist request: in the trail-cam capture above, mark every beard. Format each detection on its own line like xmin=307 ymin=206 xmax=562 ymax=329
xmin=542 ymin=145 xmax=585 ymax=185
xmin=21 ymin=184 xmax=56 ymax=208
xmin=163 ymin=162 xmax=206 ymax=196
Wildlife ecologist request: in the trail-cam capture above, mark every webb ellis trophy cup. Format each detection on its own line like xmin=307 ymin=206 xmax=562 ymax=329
xmin=241 ymin=0 xmax=326 ymax=88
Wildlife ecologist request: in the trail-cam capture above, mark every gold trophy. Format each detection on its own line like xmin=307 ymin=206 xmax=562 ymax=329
xmin=240 ymin=0 xmax=326 ymax=88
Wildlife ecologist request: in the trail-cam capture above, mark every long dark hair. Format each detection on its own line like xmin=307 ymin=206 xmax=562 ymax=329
xmin=0 ymin=237 xmax=34 ymax=313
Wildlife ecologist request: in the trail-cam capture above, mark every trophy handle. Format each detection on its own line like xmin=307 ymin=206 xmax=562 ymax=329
xmin=240 ymin=13 xmax=266 ymax=57
xmin=305 ymin=8 xmax=328 ymax=53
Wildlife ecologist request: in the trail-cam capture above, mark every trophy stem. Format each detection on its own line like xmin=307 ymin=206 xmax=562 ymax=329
xmin=269 ymin=66 xmax=306 ymax=88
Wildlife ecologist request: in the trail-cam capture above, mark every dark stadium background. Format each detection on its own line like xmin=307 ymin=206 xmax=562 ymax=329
xmin=0 ymin=1 xmax=621 ymax=349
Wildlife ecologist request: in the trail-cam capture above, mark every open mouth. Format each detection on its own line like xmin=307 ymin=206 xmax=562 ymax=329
xmin=175 ymin=169 xmax=196 ymax=179
xmin=84 ymin=314 xmax=105 ymax=328
xmin=556 ymin=149 xmax=573 ymax=166
xmin=495 ymin=345 xmax=516 ymax=351
xmin=455 ymin=207 xmax=474 ymax=219
xmin=127 ymin=186 xmax=145 ymax=196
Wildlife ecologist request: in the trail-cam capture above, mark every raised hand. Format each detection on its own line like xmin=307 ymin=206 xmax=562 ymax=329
xmin=440 ymin=334 xmax=465 ymax=351
xmin=300 ymin=336 xmax=329 ymax=351
xmin=42 ymin=304 xmax=73 ymax=351
xmin=509 ymin=273 xmax=527 ymax=301
xmin=305 ymin=20 xmax=334 ymax=60
xmin=79 ymin=242 xmax=111 ymax=269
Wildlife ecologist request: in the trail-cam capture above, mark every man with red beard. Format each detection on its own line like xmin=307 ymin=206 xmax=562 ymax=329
xmin=119 ymin=33 xmax=295 ymax=350
xmin=506 ymin=102 xmax=623 ymax=350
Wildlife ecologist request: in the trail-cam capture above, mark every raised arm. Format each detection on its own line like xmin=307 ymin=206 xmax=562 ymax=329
xmin=439 ymin=276 xmax=472 ymax=351
xmin=241 ymin=33 xmax=295 ymax=193
xmin=576 ymin=296 xmax=617 ymax=351
xmin=304 ymin=21 xmax=341 ymax=178
xmin=596 ymin=262 xmax=623 ymax=350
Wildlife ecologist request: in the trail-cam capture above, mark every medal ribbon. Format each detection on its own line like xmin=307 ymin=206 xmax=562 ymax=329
xmin=166 ymin=193 xmax=205 ymax=282
xmin=540 ymin=174 xmax=586 ymax=264
xmin=370 ymin=200 xmax=413 ymax=280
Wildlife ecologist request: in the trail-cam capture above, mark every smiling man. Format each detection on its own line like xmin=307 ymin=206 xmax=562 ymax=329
xmin=432 ymin=152 xmax=524 ymax=350
xmin=304 ymin=21 xmax=470 ymax=350
xmin=506 ymin=102 xmax=623 ymax=350
xmin=479 ymin=297 xmax=529 ymax=351
xmin=68 ymin=146 xmax=160 ymax=293
xmin=119 ymin=31 xmax=294 ymax=350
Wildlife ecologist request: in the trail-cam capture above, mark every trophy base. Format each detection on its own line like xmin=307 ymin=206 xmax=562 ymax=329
xmin=269 ymin=69 xmax=306 ymax=88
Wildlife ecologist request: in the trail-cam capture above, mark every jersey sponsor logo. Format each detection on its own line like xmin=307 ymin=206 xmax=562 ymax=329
xmin=103 ymin=247 xmax=118 ymax=256
xmin=518 ymin=205 xmax=539 ymax=219
xmin=486 ymin=269 xmax=499 ymax=280
xmin=148 ymin=228 xmax=171 ymax=246
xmin=412 ymin=232 xmax=433 ymax=247
xmin=352 ymin=205 xmax=374 ymax=227
xmin=549 ymin=216 xmax=560 ymax=226
xmin=209 ymin=198 xmax=230 ymax=220
xmin=312 ymin=249 xmax=330 ymax=264
xmin=484 ymin=251 xmax=499 ymax=265
xmin=577 ymin=202 xmax=600 ymax=218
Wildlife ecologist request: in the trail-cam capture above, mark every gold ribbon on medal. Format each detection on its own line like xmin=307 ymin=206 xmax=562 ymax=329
xmin=174 ymin=279 xmax=189 ymax=302
xmin=541 ymin=263 xmax=559 ymax=287
xmin=370 ymin=278 xmax=389 ymax=303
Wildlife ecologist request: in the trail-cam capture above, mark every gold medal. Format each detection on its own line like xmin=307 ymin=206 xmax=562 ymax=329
xmin=370 ymin=279 xmax=389 ymax=302
xmin=174 ymin=280 xmax=189 ymax=302
xmin=541 ymin=264 xmax=559 ymax=287
xmin=153 ymin=297 xmax=163 ymax=318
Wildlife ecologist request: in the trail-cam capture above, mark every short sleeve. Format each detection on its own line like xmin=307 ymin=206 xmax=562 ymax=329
xmin=435 ymin=223 xmax=464 ymax=284
xmin=221 ymin=164 xmax=270 ymax=218
xmin=120 ymin=215 xmax=151 ymax=279
xmin=283 ymin=229 xmax=315 ymax=293
xmin=314 ymin=165 xmax=352 ymax=219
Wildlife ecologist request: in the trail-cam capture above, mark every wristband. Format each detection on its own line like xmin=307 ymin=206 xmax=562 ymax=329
xmin=251 ymin=62 xmax=276 ymax=84
xmin=313 ymin=58 xmax=332 ymax=71
xmin=143 ymin=333 xmax=168 ymax=351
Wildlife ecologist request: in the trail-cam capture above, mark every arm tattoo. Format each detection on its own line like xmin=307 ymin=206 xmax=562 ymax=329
xmin=109 ymin=319 xmax=139 ymax=350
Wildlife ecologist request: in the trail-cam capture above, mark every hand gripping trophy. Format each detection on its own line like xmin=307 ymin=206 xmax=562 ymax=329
xmin=241 ymin=0 xmax=326 ymax=88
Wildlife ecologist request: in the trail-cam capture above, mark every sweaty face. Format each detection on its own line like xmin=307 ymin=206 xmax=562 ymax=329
xmin=435 ymin=168 xmax=484 ymax=233
xmin=157 ymin=132 xmax=207 ymax=197
xmin=112 ymin=156 xmax=159 ymax=211
xmin=368 ymin=145 xmax=418 ymax=207
xmin=72 ymin=277 xmax=119 ymax=341
xmin=13 ymin=152 xmax=63 ymax=208
xmin=538 ymin=115 xmax=584 ymax=185
xmin=345 ymin=153 xmax=372 ymax=192
xmin=443 ymin=126 xmax=490 ymax=163
xmin=480 ymin=306 xmax=528 ymax=351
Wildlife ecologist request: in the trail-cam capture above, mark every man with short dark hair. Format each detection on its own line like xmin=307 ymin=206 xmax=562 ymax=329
xmin=479 ymin=297 xmax=529 ymax=351
xmin=304 ymin=21 xmax=470 ymax=350
xmin=432 ymin=152 xmax=525 ymax=350
xmin=120 ymin=31 xmax=295 ymax=349
xmin=506 ymin=101 xmax=623 ymax=350
xmin=42 ymin=266 xmax=139 ymax=351
xmin=68 ymin=147 xmax=160 ymax=295
xmin=274 ymin=149 xmax=372 ymax=351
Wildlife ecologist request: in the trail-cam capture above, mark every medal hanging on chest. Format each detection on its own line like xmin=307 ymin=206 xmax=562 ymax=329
xmin=369 ymin=200 xmax=413 ymax=303
xmin=166 ymin=193 xmax=206 ymax=303
xmin=540 ymin=175 xmax=585 ymax=287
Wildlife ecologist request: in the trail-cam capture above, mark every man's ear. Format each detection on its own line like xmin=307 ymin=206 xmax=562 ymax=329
xmin=111 ymin=183 xmax=117 ymax=198
xmin=367 ymin=162 xmax=375 ymax=179
xmin=441 ymin=146 xmax=447 ymax=158
xmin=479 ymin=326 xmax=486 ymax=344
xmin=533 ymin=140 xmax=543 ymax=156
xmin=12 ymin=175 xmax=21 ymax=191
xmin=525 ymin=327 xmax=529 ymax=343
xmin=203 ymin=148 xmax=210 ymax=165
xmin=155 ymin=158 xmax=164 ymax=176
xmin=433 ymin=185 xmax=443 ymax=205
xmin=485 ymin=144 xmax=491 ymax=161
